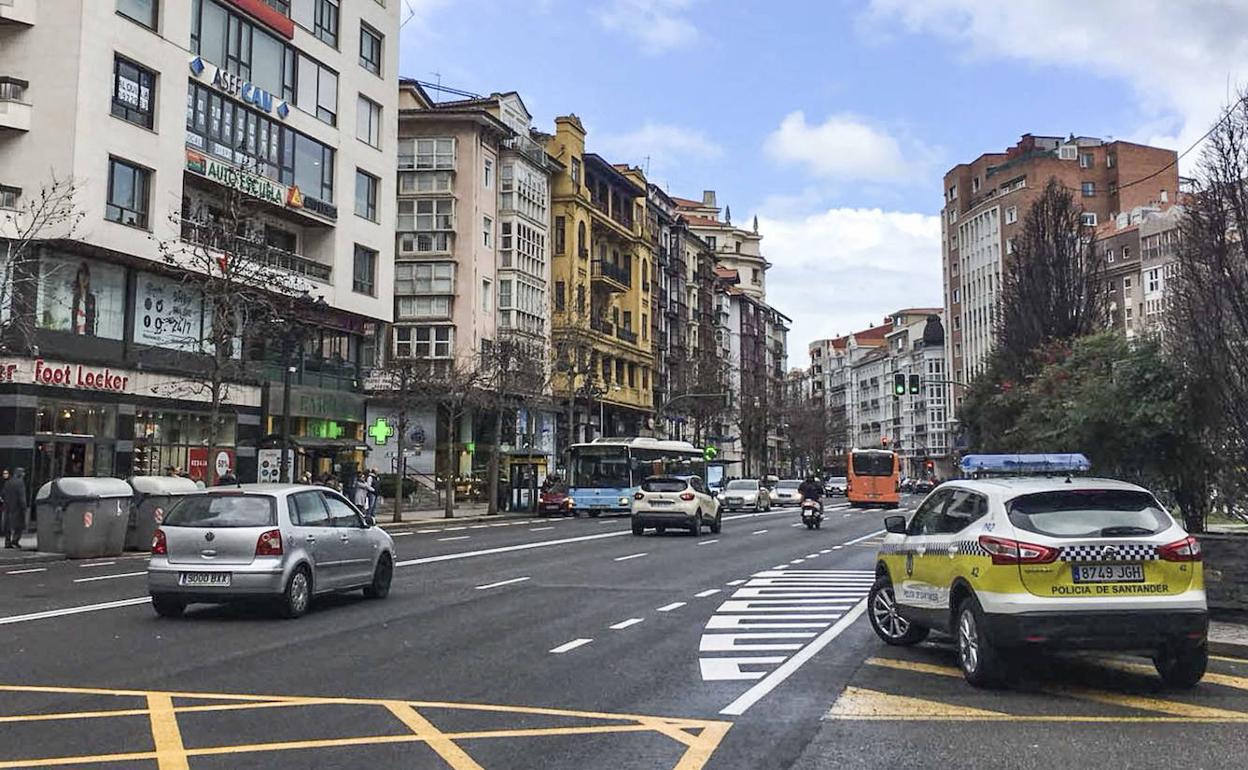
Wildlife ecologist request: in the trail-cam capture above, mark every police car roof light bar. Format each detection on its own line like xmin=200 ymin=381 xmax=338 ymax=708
xmin=959 ymin=453 xmax=1091 ymax=476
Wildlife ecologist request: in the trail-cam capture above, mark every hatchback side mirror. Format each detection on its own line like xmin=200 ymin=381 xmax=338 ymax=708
xmin=884 ymin=515 xmax=907 ymax=535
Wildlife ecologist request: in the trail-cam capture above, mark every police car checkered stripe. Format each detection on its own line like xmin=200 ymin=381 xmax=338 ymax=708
xmin=955 ymin=540 xmax=990 ymax=557
xmin=1059 ymin=544 xmax=1158 ymax=562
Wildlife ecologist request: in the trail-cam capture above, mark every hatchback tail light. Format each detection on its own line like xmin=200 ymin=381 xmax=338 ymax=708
xmin=151 ymin=528 xmax=167 ymax=556
xmin=1158 ymin=535 xmax=1202 ymax=562
xmin=978 ymin=535 xmax=1059 ymax=565
xmin=634 ymin=492 xmax=645 ymax=500
xmin=679 ymin=492 xmax=695 ymax=501
xmin=255 ymin=529 xmax=284 ymax=556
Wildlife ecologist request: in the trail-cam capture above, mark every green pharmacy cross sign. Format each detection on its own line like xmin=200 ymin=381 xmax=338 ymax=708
xmin=703 ymin=446 xmax=718 ymax=461
xmin=369 ymin=418 xmax=395 ymax=446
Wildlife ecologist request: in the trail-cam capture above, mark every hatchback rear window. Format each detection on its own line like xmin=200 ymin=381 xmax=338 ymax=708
xmin=642 ymin=478 xmax=687 ymax=493
xmin=1007 ymin=490 xmax=1171 ymax=538
xmin=164 ymin=495 xmax=277 ymax=528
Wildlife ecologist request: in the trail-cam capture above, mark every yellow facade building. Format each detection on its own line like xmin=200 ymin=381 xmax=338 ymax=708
xmin=543 ymin=116 xmax=655 ymax=449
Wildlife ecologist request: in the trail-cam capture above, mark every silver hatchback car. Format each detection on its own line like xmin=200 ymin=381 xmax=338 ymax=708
xmin=147 ymin=485 xmax=396 ymax=618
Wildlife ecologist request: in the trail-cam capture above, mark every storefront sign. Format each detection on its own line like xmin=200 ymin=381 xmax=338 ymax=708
xmin=189 ymin=448 xmax=236 ymax=484
xmin=270 ymin=386 xmax=365 ymax=423
xmin=33 ymin=359 xmax=129 ymax=392
xmin=189 ymin=57 xmax=289 ymax=119
xmin=134 ymin=273 xmax=203 ymax=351
xmin=186 ymin=150 xmax=287 ymax=207
xmin=257 ymin=448 xmax=295 ymax=483
xmin=364 ymin=406 xmax=436 ymax=475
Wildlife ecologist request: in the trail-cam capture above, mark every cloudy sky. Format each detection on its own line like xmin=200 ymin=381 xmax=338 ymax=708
xmin=398 ymin=0 xmax=1248 ymax=360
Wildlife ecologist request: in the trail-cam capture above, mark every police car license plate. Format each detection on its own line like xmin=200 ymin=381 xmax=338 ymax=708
xmin=1071 ymin=563 xmax=1143 ymax=583
xmin=180 ymin=572 xmax=231 ymax=587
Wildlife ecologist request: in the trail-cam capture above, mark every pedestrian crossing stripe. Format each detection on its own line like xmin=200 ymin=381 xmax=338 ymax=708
xmin=699 ymin=569 xmax=874 ymax=684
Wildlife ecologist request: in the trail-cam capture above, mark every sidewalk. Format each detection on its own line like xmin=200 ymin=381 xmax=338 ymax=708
xmin=1210 ymin=617 xmax=1248 ymax=657
xmin=0 ymin=532 xmax=65 ymax=568
xmin=374 ymin=503 xmax=556 ymax=529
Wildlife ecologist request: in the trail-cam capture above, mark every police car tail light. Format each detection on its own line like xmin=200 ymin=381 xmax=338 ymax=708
xmin=1157 ymin=535 xmax=1202 ymax=562
xmin=978 ymin=535 xmax=1059 ymax=565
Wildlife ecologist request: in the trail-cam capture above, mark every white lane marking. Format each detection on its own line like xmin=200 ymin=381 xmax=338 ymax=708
xmin=416 ymin=529 xmax=439 ymax=534
xmin=700 ymin=657 xmax=788 ymax=681
xmin=752 ymin=530 xmax=768 ymax=535
xmin=720 ymin=598 xmax=868 ymax=716
xmin=437 ymin=536 xmax=471 ymax=542
xmin=550 ymin=638 xmax=593 ymax=654
xmin=6 ymin=568 xmax=47 ymax=575
xmin=832 ymin=546 xmax=843 ymax=550
xmin=614 ymin=552 xmax=647 ymax=562
xmin=73 ymin=571 xmax=146 ymax=584
xmin=697 ymin=539 xmax=719 ymax=546
xmin=806 ymin=553 xmax=820 ymax=558
xmin=657 ymin=601 xmax=686 ymax=612
xmin=843 ymin=514 xmax=851 ymax=518
xmin=392 ymin=532 xmax=414 ymax=537
xmin=469 ymin=525 xmax=491 ymax=529
xmin=726 ymin=579 xmax=746 ymax=586
xmin=772 ymin=564 xmax=788 ymax=570
xmin=790 ymin=523 xmax=803 ymax=528
xmin=395 ymin=529 xmax=631 ymax=567
xmin=0 ymin=597 xmax=152 ymax=626
xmin=843 ymin=529 xmax=885 ymax=546
xmin=445 ymin=527 xmax=469 ymax=531
xmin=475 ymin=576 xmax=530 ymax=590
xmin=699 ymin=632 xmax=817 ymax=652
xmin=529 ymin=527 xmax=554 ymax=532
xmin=695 ymin=589 xmax=721 ymax=598
xmin=79 ymin=561 xmax=116 ymax=568
xmin=819 ymin=549 xmax=831 ymax=554
xmin=791 ymin=559 xmax=806 ymax=564
xmin=609 ymin=618 xmax=644 ymax=630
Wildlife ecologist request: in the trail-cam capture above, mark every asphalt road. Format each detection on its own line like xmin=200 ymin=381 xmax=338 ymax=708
xmin=1 ymin=494 xmax=1246 ymax=769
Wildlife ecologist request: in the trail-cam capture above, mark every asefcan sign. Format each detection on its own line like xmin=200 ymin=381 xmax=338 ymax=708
xmin=189 ymin=57 xmax=289 ymax=119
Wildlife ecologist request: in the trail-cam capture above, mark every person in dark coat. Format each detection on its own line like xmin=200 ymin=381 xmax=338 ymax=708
xmin=3 ymin=468 xmax=29 ymax=549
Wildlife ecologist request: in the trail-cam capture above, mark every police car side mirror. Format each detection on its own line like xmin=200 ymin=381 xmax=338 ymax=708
xmin=884 ymin=515 xmax=907 ymax=535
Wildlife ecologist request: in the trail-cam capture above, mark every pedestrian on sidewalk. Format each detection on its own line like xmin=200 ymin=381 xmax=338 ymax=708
xmin=353 ymin=471 xmax=374 ymax=512
xmin=366 ymin=467 xmax=379 ymax=517
xmin=3 ymin=467 xmax=29 ymax=549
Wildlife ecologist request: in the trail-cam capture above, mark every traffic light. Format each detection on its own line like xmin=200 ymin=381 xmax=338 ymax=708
xmin=893 ymin=373 xmax=906 ymax=397
xmin=909 ymin=374 xmax=922 ymax=395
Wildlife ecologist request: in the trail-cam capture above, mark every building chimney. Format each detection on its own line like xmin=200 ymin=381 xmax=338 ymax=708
xmin=702 ymin=190 xmax=716 ymax=207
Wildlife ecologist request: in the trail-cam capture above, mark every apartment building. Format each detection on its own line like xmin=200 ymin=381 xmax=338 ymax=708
xmin=942 ymin=133 xmax=1178 ymax=403
xmin=0 ymin=0 xmax=399 ymax=487
xmin=673 ymin=191 xmax=767 ymax=299
xmin=543 ymin=116 xmax=654 ymax=451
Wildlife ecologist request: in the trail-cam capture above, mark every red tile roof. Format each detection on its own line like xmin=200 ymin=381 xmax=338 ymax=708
xmin=714 ymin=266 xmax=739 ymax=281
xmin=672 ymin=196 xmax=706 ymax=208
xmin=684 ymin=215 xmax=722 ymax=228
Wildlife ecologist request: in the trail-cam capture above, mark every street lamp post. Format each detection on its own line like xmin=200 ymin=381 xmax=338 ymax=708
xmin=279 ymin=364 xmax=295 ymax=483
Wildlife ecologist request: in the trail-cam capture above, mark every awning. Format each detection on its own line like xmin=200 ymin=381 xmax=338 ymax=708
xmin=290 ymin=437 xmax=369 ymax=453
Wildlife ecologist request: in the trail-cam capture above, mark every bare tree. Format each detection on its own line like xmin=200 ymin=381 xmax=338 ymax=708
xmin=481 ymin=336 xmax=551 ymax=515
xmin=994 ymin=177 xmax=1106 ymax=380
xmin=0 ymin=175 xmax=86 ymax=353
xmin=552 ymin=293 xmax=599 ymax=461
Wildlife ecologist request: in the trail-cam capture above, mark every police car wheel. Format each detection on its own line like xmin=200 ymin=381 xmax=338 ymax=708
xmin=868 ymin=577 xmax=928 ymax=646
xmin=1153 ymin=641 xmax=1207 ymax=688
xmin=956 ymin=596 xmax=1005 ymax=687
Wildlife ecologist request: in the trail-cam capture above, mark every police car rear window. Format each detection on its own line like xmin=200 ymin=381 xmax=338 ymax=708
xmin=1007 ymin=490 xmax=1170 ymax=538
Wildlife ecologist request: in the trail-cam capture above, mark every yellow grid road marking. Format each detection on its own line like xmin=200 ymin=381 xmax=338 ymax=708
xmin=0 ymin=683 xmax=731 ymax=770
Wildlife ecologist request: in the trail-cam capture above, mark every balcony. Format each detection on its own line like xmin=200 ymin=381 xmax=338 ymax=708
xmin=590 ymin=316 xmax=614 ymax=337
xmin=0 ymin=77 xmax=30 ymax=132
xmin=592 ymin=259 xmax=631 ymax=292
xmin=616 ymin=327 xmax=638 ymax=344
xmin=0 ymin=0 xmax=35 ymax=25
xmin=180 ymin=221 xmax=332 ymax=283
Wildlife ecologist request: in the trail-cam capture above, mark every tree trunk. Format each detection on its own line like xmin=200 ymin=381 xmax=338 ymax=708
xmin=443 ymin=407 xmax=456 ymax=518
xmin=393 ymin=407 xmax=406 ymax=524
xmin=207 ymin=370 xmax=222 ymax=486
xmin=486 ymin=406 xmax=503 ymax=515
xmin=565 ymin=388 xmax=576 ymax=469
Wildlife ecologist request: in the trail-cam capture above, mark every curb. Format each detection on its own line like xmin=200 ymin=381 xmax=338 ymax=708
xmin=377 ymin=512 xmax=546 ymax=530
xmin=1210 ymin=638 xmax=1248 ymax=658
xmin=0 ymin=552 xmax=67 ymax=568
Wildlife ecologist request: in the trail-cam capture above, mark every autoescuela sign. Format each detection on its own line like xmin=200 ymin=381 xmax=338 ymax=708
xmin=186 ymin=150 xmax=286 ymax=207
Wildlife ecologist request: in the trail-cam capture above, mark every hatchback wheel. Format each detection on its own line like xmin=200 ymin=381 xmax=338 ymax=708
xmin=956 ymin=596 xmax=1004 ymax=687
xmin=1154 ymin=641 xmax=1207 ymax=688
xmin=690 ymin=510 xmax=702 ymax=536
xmin=280 ymin=566 xmax=312 ymax=619
xmin=710 ymin=511 xmax=722 ymax=534
xmin=151 ymin=594 xmax=185 ymax=619
xmin=631 ymin=520 xmax=644 ymax=536
xmin=364 ymin=553 xmax=393 ymax=599
xmin=867 ymin=577 xmax=928 ymax=645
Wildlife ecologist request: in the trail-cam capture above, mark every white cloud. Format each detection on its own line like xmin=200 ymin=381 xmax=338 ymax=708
xmin=865 ymin=0 xmax=1248 ymax=153
xmin=593 ymin=122 xmax=722 ymax=179
xmin=595 ymin=0 xmax=700 ymax=54
xmin=758 ymin=207 xmax=943 ymax=359
xmin=764 ymin=112 xmax=934 ymax=185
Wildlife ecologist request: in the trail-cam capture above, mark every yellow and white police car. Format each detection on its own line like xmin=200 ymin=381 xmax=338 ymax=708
xmin=868 ymin=454 xmax=1208 ymax=688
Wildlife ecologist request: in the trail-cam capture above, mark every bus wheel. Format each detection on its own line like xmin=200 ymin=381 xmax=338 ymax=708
xmin=588 ymin=511 xmax=600 ymax=518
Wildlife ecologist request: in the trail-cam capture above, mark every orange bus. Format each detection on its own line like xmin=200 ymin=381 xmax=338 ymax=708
xmin=846 ymin=449 xmax=900 ymax=508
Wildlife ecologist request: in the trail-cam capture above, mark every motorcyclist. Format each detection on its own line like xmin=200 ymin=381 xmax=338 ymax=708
xmin=799 ymin=476 xmax=823 ymax=515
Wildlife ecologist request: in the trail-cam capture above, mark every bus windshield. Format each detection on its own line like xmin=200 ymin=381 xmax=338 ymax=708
xmin=571 ymin=447 xmax=632 ymax=489
xmin=630 ymin=448 xmax=705 ymax=480
xmin=852 ymin=452 xmax=896 ymax=476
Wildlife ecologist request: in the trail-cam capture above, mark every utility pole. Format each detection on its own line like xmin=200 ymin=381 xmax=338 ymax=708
xmin=393 ymin=366 xmax=408 ymax=524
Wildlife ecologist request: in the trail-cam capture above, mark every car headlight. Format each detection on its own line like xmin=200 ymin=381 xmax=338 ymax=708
xmin=618 ymin=496 xmax=629 ymax=506
xmin=566 ymin=497 xmax=576 ymax=507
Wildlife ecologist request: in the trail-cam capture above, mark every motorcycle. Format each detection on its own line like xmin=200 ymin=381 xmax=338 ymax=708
xmin=801 ymin=498 xmax=823 ymax=529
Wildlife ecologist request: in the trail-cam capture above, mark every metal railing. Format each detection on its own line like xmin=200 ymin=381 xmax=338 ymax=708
xmin=616 ymin=327 xmax=637 ymax=344
xmin=592 ymin=259 xmax=631 ymax=287
xmin=181 ymin=221 xmax=332 ymax=282
xmin=590 ymin=316 xmax=614 ymax=336
xmin=0 ymin=78 xmax=27 ymax=102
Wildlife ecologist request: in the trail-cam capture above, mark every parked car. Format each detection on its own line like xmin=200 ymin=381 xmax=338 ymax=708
xmin=899 ymin=477 xmax=915 ymax=494
xmin=631 ymin=475 xmax=720 ymax=536
xmin=912 ymin=478 xmax=935 ymax=494
xmin=771 ymin=479 xmax=804 ymax=507
xmin=147 ymin=485 xmax=396 ymax=619
xmin=719 ymin=479 xmax=770 ymax=512
xmin=538 ymin=484 xmax=575 ymax=515
xmin=824 ymin=476 xmax=848 ymax=496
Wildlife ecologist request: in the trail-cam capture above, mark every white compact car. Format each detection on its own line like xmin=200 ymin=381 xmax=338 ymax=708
xmin=771 ymin=479 xmax=804 ymax=507
xmin=631 ymin=475 xmax=721 ymax=536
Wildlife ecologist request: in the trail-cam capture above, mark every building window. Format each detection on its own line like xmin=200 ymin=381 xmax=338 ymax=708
xmin=397 ymin=296 xmax=451 ymax=319
xmin=641 ymin=314 xmax=647 ymax=340
xmin=1059 ymin=145 xmax=1078 ymax=160
xmin=312 ymin=0 xmax=339 ymax=47
xmin=952 ymin=288 xmax=960 ymax=304
xmin=399 ymin=138 xmax=455 ymax=170
xmin=117 ymin=0 xmax=157 ymax=29
xmin=352 ymin=244 xmax=377 ymax=295
xmin=555 ymin=281 xmax=566 ymax=311
xmin=554 ymin=216 xmax=566 ymax=254
xmin=356 ymin=95 xmax=382 ymax=148
xmin=393 ymin=326 xmax=452 ymax=358
xmin=498 ymin=279 xmax=512 ymax=309
xmin=111 ymin=56 xmax=156 ymax=129
xmin=576 ymin=221 xmax=587 ymax=257
xmin=354 ymin=169 xmax=378 ymax=221
xmin=482 ymin=279 xmax=492 ymax=312
xmin=953 ymin=315 xmax=960 ymax=331
xmin=1080 ymin=152 xmax=1094 ymax=168
xmin=359 ymin=23 xmax=382 ymax=75
xmin=1080 ymin=212 xmax=1098 ymax=227
xmin=752 ymin=268 xmax=760 ymax=284
xmin=570 ymin=157 xmax=581 ymax=188
xmin=1005 ymin=238 xmax=1014 ymax=255
xmin=1081 ymin=181 xmax=1096 ymax=197
xmin=483 ymin=157 xmax=493 ymax=189
xmin=0 ymin=185 xmax=18 ymax=210
xmin=972 ymin=176 xmax=981 ymax=193
xmin=1005 ymin=205 xmax=1017 ymax=225
xmin=395 ymin=262 xmax=454 ymax=294
xmin=1106 ymin=248 xmax=1115 ymax=263
xmin=105 ymin=157 xmax=150 ymax=229
xmin=398 ymin=198 xmax=454 ymax=234
xmin=1107 ymin=152 xmax=1116 ymax=168
xmin=706 ymin=236 xmax=717 ymax=251
xmin=1123 ymin=276 xmax=1133 ymax=293
xmin=296 ymin=52 xmax=339 ymax=126
xmin=1123 ymin=245 xmax=1131 ymax=260
xmin=1147 ymin=269 xmax=1161 ymax=293
xmin=483 ymin=216 xmax=493 ymax=248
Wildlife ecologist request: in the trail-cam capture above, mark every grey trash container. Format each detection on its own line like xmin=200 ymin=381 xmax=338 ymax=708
xmin=126 ymin=476 xmax=200 ymax=551
xmin=34 ymin=478 xmax=133 ymax=558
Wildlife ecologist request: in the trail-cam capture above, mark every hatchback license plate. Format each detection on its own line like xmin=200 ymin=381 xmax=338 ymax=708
xmin=649 ymin=500 xmax=674 ymax=506
xmin=1071 ymin=563 xmax=1144 ymax=583
xmin=179 ymin=572 xmax=231 ymax=587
